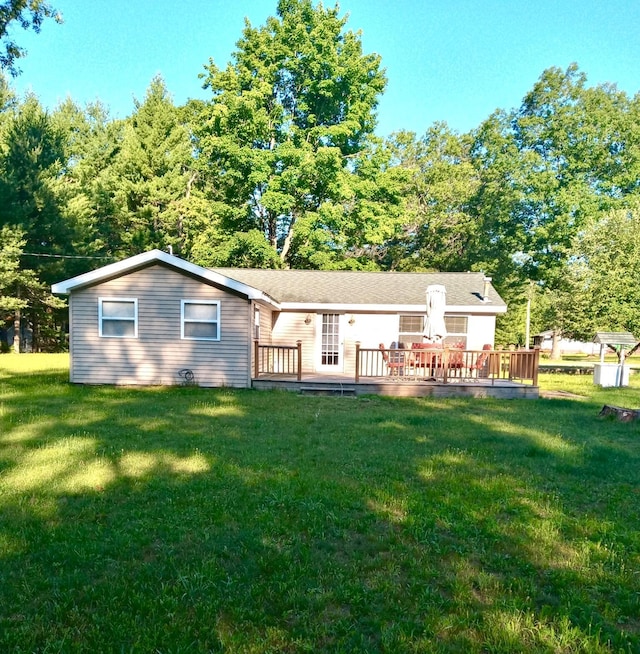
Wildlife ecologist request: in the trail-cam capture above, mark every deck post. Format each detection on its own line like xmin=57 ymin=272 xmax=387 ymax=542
xmin=296 ymin=340 xmax=302 ymax=381
xmin=488 ymin=352 xmax=499 ymax=385
xmin=254 ymin=340 xmax=259 ymax=379
xmin=355 ymin=342 xmax=361 ymax=382
xmin=532 ymin=348 xmax=540 ymax=386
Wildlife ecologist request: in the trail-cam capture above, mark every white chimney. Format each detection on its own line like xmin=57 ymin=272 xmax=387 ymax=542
xmin=482 ymin=276 xmax=492 ymax=302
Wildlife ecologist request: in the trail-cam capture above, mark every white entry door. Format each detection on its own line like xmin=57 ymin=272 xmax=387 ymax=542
xmin=316 ymin=313 xmax=344 ymax=372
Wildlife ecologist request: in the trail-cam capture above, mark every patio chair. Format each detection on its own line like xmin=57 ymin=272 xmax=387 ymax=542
xmin=384 ymin=341 xmax=407 ymax=376
xmin=445 ymin=343 xmax=465 ymax=378
xmin=470 ymin=344 xmax=492 ymax=379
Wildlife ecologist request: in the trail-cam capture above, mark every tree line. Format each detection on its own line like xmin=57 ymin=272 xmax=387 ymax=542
xmin=2 ymin=0 xmax=640 ymax=353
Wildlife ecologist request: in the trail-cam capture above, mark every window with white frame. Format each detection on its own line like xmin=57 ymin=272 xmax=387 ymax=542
xmin=399 ymin=314 xmax=469 ymax=347
xmin=99 ymin=298 xmax=138 ymax=338
xmin=443 ymin=315 xmax=468 ymax=347
xmin=181 ymin=300 xmax=220 ymax=341
xmin=398 ymin=315 xmax=424 ymax=346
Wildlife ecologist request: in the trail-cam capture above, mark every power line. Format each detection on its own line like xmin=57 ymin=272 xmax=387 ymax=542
xmin=21 ymin=252 xmax=115 ymax=260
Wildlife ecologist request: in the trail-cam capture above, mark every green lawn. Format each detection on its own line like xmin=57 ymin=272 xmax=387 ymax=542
xmin=1 ymin=354 xmax=639 ymax=653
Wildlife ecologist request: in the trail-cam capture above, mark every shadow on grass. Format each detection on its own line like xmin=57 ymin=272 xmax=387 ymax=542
xmin=1 ymin=370 xmax=639 ymax=652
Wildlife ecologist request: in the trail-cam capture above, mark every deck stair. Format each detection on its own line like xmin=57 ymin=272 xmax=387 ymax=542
xmin=299 ymin=384 xmax=356 ymax=397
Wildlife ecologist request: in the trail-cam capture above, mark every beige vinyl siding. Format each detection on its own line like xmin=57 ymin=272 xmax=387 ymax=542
xmin=273 ymin=311 xmax=407 ymax=375
xmin=69 ymin=264 xmax=251 ymax=387
xmin=250 ymin=302 xmax=275 ymax=375
xmin=258 ymin=304 xmax=273 ymax=343
xmin=272 ymin=311 xmax=316 ymax=373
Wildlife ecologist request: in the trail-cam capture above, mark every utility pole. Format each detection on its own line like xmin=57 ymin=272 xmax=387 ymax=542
xmin=524 ymin=281 xmax=533 ymax=350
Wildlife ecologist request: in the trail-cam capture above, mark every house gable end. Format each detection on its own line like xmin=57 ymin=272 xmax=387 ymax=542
xmin=52 ymin=249 xmax=279 ymax=309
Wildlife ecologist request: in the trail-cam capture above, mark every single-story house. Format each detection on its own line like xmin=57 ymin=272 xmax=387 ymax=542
xmin=51 ymin=249 xmax=507 ymax=387
xmin=533 ymin=330 xmax=599 ymax=356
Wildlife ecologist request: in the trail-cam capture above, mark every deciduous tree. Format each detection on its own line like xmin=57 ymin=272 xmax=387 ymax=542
xmin=470 ymin=65 xmax=640 ymax=343
xmin=0 ymin=0 xmax=61 ymax=76
xmin=193 ymin=0 xmax=387 ymax=268
xmin=562 ymin=207 xmax=640 ymax=340
xmin=386 ymin=125 xmax=480 ymax=271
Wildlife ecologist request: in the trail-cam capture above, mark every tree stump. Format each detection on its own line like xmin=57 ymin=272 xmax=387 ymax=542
xmin=598 ymin=404 xmax=640 ymax=422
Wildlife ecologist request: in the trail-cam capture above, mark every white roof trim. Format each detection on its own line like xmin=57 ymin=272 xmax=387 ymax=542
xmin=280 ymin=302 xmax=507 ymax=314
xmin=51 ymin=249 xmax=280 ymax=308
xmin=52 ymin=250 xmax=506 ymax=315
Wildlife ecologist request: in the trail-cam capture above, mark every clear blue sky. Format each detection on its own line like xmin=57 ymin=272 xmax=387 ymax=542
xmin=8 ymin=0 xmax=640 ymax=137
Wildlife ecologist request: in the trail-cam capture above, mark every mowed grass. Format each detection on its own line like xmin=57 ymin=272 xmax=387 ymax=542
xmin=1 ymin=354 xmax=639 ymax=653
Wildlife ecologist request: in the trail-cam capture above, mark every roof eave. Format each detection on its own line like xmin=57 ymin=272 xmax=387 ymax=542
xmin=280 ymin=302 xmax=507 ymax=314
xmin=51 ymin=249 xmax=280 ymax=309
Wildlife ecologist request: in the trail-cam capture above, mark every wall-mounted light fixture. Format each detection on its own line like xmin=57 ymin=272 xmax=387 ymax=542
xmin=348 ymin=315 xmax=355 ymax=326
xmin=304 ymin=314 xmax=312 ymax=325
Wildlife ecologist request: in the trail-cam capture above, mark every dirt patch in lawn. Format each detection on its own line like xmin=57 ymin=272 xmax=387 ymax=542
xmin=539 ymin=389 xmax=587 ymax=400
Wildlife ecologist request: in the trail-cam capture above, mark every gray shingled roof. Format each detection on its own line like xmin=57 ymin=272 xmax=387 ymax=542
xmin=212 ymin=268 xmax=505 ymax=308
xmin=594 ymin=332 xmax=638 ymax=346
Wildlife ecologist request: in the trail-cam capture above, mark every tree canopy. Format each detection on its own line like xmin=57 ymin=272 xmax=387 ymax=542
xmin=0 ymin=0 xmax=61 ymax=76
xmin=562 ymin=207 xmax=640 ymax=340
xmin=2 ymin=0 xmax=640 ymax=350
xmin=191 ymin=0 xmax=390 ymax=268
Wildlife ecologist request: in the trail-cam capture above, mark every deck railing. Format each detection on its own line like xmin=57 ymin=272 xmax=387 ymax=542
xmin=356 ymin=345 xmax=540 ymax=385
xmin=254 ymin=340 xmax=302 ymax=381
xmin=252 ymin=341 xmax=540 ymax=386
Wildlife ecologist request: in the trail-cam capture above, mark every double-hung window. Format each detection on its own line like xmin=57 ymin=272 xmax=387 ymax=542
xmin=398 ymin=314 xmax=469 ymax=347
xmin=181 ymin=300 xmax=220 ymax=341
xmin=398 ymin=315 xmax=424 ymax=346
xmin=443 ymin=316 xmax=468 ymax=348
xmin=99 ymin=298 xmax=138 ymax=338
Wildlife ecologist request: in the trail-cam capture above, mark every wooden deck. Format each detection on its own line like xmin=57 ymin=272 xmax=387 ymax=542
xmin=252 ymin=374 xmax=539 ymax=399
xmin=252 ymin=344 xmax=541 ymax=398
